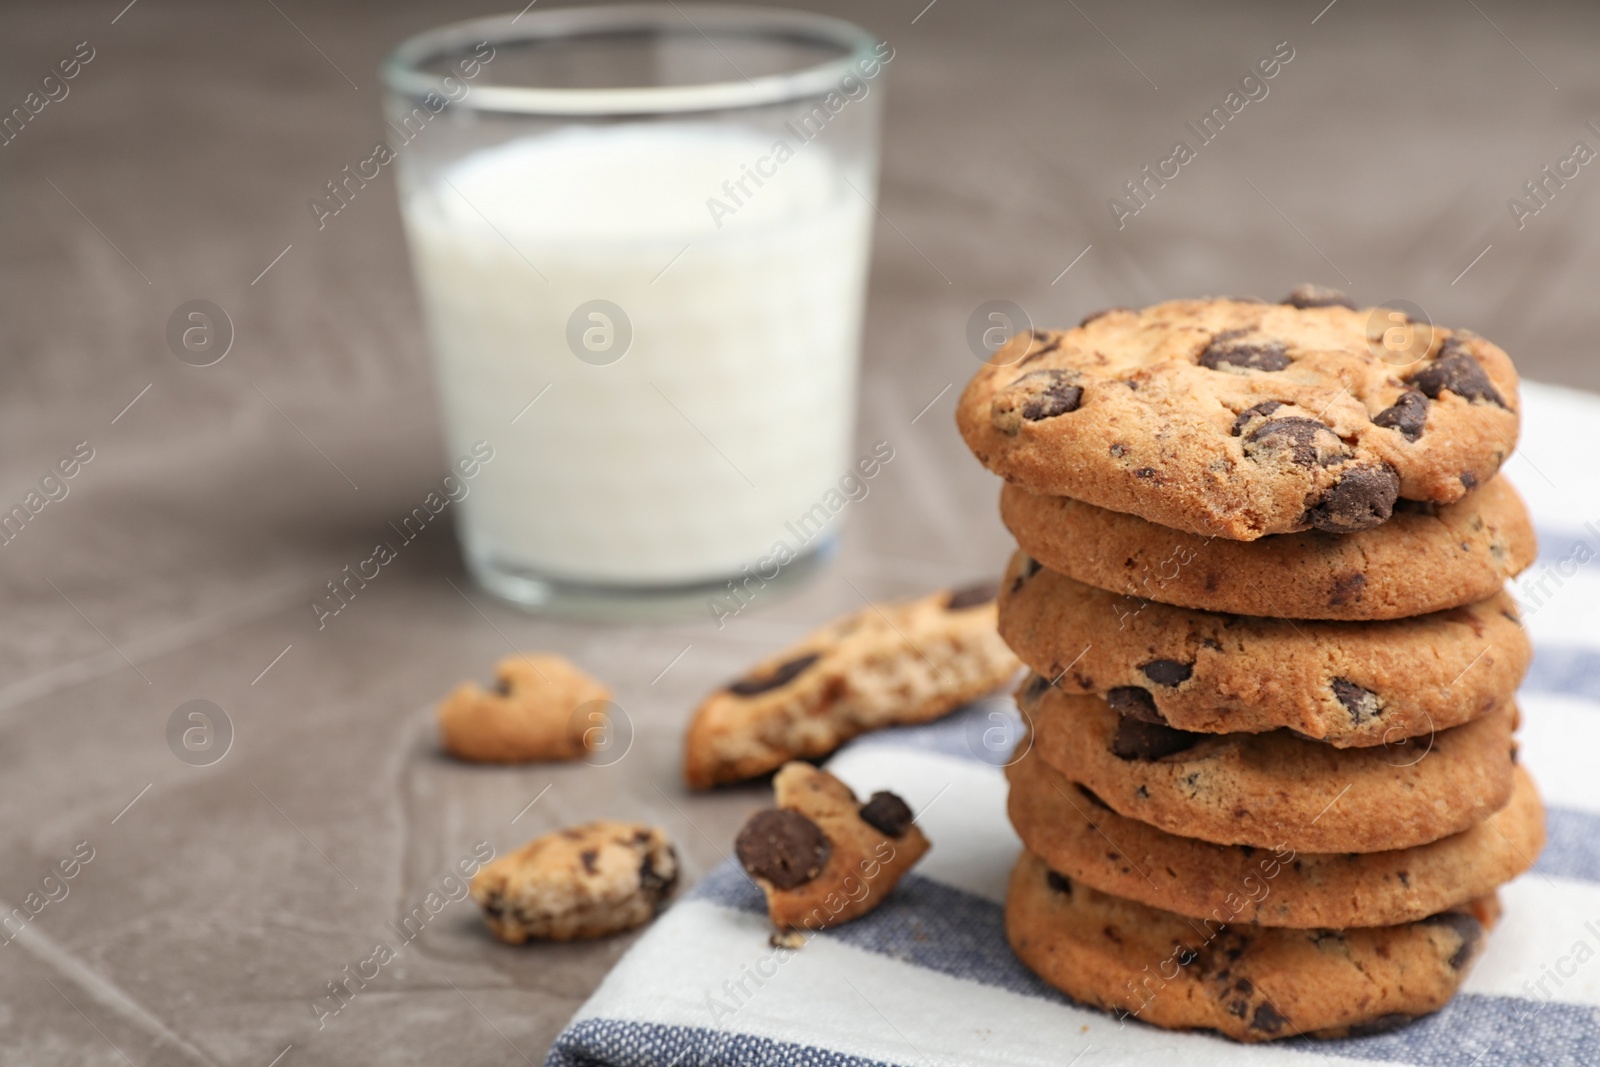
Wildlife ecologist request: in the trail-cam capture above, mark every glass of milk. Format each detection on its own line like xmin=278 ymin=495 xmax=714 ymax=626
xmin=383 ymin=7 xmax=884 ymax=617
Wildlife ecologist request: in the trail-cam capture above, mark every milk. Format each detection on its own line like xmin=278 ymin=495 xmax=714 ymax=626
xmin=400 ymin=125 xmax=873 ymax=589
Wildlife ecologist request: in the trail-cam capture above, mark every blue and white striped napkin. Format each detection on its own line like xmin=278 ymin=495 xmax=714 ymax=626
xmin=549 ymin=382 xmax=1600 ymax=1067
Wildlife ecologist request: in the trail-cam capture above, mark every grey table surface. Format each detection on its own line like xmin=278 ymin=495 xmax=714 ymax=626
xmin=1 ymin=0 xmax=1596 ymax=1063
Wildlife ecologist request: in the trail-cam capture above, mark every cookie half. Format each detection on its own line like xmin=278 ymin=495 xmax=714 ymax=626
xmin=735 ymin=762 xmax=929 ymax=932
xmin=957 ymin=294 xmax=1520 ymax=540
xmin=1006 ymin=850 xmax=1498 ymax=1042
xmin=1024 ymin=681 xmax=1518 ymax=852
xmin=683 ymin=583 xmax=1019 ymax=788
xmin=1001 ymin=473 xmax=1536 ymax=620
xmin=999 ymin=556 xmax=1528 ymax=746
xmin=1007 ymin=747 xmax=1543 ymax=928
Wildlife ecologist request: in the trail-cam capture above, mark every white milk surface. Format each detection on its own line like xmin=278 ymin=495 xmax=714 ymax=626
xmin=402 ymin=125 xmax=872 ymax=586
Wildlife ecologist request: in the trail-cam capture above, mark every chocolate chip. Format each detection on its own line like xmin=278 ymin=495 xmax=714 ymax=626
xmin=1023 ymin=385 xmax=1084 ymax=421
xmin=1420 ymin=911 xmax=1483 ymax=970
xmin=1373 ymin=390 xmax=1429 ymax=441
xmin=1079 ymin=308 xmax=1127 ymax=328
xmin=1022 ymin=673 xmax=1052 ymax=702
xmin=1140 ymin=659 xmax=1193 ymax=687
xmin=1305 ymin=464 xmax=1400 ymax=533
xmin=1461 ymin=470 xmax=1479 ymax=490
xmin=1046 ymin=869 xmax=1072 ymax=894
xmin=1410 ymin=342 xmax=1505 ymax=407
xmin=1106 ymin=686 xmax=1165 ymax=724
xmin=1230 ymin=400 xmax=1283 ymax=436
xmin=1200 ymin=336 xmax=1291 ymax=372
xmin=1010 ymin=556 xmax=1041 ymax=595
xmin=1249 ymin=1001 xmax=1289 ymax=1033
xmin=1331 ymin=679 xmax=1381 ymax=725
xmin=1017 ymin=335 xmax=1062 ymax=366
xmin=1110 ymin=716 xmax=1199 ymax=760
xmin=1328 ymin=572 xmax=1366 ymax=606
xmin=990 ymin=369 xmax=1083 ymax=432
xmin=945 ymin=580 xmax=999 ymax=610
xmin=1244 ymin=417 xmax=1347 ymax=468
xmin=491 ymin=676 xmax=513 ymax=697
xmin=1281 ymin=284 xmax=1355 ymax=310
xmin=735 ymin=810 xmax=830 ymax=889
xmin=579 ymin=848 xmax=599 ymax=875
xmin=1076 ymin=784 xmax=1110 ymax=809
xmin=1134 ymin=467 xmax=1157 ymax=479
xmin=728 ymin=653 xmax=821 ymax=696
xmin=639 ymin=845 xmax=678 ymax=897
xmin=858 ymin=791 xmax=913 ymax=837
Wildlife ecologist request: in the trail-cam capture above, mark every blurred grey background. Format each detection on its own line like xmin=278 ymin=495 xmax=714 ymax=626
xmin=0 ymin=1 xmax=1596 ymax=1064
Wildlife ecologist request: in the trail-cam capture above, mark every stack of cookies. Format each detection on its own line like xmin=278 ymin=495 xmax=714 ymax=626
xmin=956 ymin=288 xmax=1544 ymax=1042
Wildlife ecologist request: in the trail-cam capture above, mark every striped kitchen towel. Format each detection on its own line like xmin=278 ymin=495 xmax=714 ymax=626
xmin=548 ymin=382 xmax=1600 ymax=1067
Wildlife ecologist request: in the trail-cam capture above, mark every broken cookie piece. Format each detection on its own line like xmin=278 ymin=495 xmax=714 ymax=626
xmin=437 ymin=654 xmax=610 ymax=762
xmin=471 ymin=821 xmax=678 ymax=943
xmin=734 ymin=762 xmax=929 ymax=932
xmin=684 ymin=583 xmax=1020 ymax=788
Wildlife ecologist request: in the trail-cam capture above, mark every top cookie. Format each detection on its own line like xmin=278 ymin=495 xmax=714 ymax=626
xmin=956 ymin=290 xmax=1521 ymax=540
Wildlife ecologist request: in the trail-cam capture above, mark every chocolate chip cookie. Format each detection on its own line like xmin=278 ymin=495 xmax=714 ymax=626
xmin=1023 ymin=680 xmax=1518 ymax=852
xmin=1006 ymin=850 xmax=1498 ymax=1042
xmin=683 ymin=583 xmax=1020 ymax=788
xmin=1002 ymin=473 xmax=1535 ymax=620
xmin=1007 ymin=746 xmax=1543 ymax=928
xmin=471 ymin=821 xmax=677 ymax=942
xmin=437 ymin=653 xmax=611 ymax=763
xmin=999 ymin=555 xmax=1528 ymax=746
xmin=735 ymin=762 xmax=929 ymax=932
xmin=957 ymin=292 xmax=1520 ymax=540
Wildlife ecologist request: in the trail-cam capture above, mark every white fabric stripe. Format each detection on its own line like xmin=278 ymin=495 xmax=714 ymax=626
xmin=1507 ymin=383 xmax=1600 ymax=527
xmin=1467 ymin=874 xmax=1600 ymax=1009
xmin=1515 ymin=566 xmax=1600 ymax=643
xmin=1517 ymin=691 xmax=1600 ymax=815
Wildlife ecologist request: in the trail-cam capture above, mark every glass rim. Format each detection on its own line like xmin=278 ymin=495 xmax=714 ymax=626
xmin=382 ymin=4 xmax=882 ymax=117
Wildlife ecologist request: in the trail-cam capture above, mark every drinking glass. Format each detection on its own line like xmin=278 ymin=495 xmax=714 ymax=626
xmin=383 ymin=5 xmax=886 ymax=617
